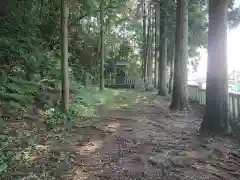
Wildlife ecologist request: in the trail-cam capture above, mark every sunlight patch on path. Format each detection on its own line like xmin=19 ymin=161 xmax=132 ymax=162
xmin=102 ymin=122 xmax=120 ymax=133
xmin=77 ymin=139 xmax=104 ymax=155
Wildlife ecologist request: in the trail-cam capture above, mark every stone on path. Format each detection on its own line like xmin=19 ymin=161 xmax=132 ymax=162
xmin=148 ymin=152 xmax=170 ymax=167
xmin=148 ymin=152 xmax=193 ymax=168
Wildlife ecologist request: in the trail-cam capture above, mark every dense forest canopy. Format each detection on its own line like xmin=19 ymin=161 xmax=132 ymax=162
xmin=0 ymin=0 xmax=240 ymax=83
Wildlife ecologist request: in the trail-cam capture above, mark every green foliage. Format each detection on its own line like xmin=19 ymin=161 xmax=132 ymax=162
xmin=0 ymin=79 xmax=39 ymax=105
xmin=0 ymin=134 xmax=8 ymax=173
xmin=45 ymin=84 xmax=117 ymax=126
xmin=0 ymin=0 xmax=137 ymax=86
xmin=0 ymin=0 xmax=138 ymax=120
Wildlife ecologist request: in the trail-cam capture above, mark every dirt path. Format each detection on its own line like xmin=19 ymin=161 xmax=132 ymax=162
xmin=58 ymin=91 xmax=240 ymax=180
xmin=5 ymin=91 xmax=240 ymax=180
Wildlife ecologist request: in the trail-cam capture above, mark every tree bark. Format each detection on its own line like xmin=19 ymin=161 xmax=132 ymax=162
xmin=158 ymin=2 xmax=168 ymax=96
xmin=147 ymin=5 xmax=154 ymax=88
xmin=143 ymin=0 xmax=149 ymax=81
xmin=100 ymin=0 xmax=105 ymax=90
xmin=142 ymin=0 xmax=147 ymax=79
xmin=154 ymin=3 xmax=160 ymax=88
xmin=200 ymin=0 xmax=230 ymax=134
xmin=168 ymin=40 xmax=175 ymax=94
xmin=61 ymin=0 xmax=69 ymax=112
xmin=169 ymin=0 xmax=188 ymax=111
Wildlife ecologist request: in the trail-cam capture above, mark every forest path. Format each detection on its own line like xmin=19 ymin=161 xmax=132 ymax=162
xmin=6 ymin=90 xmax=240 ymax=180
xmin=62 ymin=90 xmax=240 ymax=180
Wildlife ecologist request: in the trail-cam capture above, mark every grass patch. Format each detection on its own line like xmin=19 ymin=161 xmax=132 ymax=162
xmin=72 ymin=85 xmax=119 ymax=116
xmin=101 ymin=90 xmax=150 ymax=110
xmin=45 ymin=84 xmax=121 ymax=126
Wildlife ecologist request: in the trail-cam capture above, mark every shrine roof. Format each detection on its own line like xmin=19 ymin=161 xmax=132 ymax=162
xmin=116 ymin=60 xmax=129 ymax=66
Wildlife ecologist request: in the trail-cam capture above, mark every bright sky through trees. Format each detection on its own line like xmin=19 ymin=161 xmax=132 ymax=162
xmin=196 ymin=0 xmax=240 ymax=78
xmin=196 ymin=25 xmax=240 ymax=77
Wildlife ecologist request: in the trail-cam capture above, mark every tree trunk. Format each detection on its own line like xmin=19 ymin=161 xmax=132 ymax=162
xmin=200 ymin=0 xmax=230 ymax=134
xmin=169 ymin=0 xmax=188 ymax=111
xmin=143 ymin=0 xmax=149 ymax=81
xmin=142 ymin=0 xmax=147 ymax=79
xmin=154 ymin=3 xmax=160 ymax=88
xmin=146 ymin=5 xmax=154 ymax=88
xmin=158 ymin=2 xmax=168 ymax=96
xmin=87 ymin=16 xmax=91 ymax=34
xmin=61 ymin=0 xmax=69 ymax=112
xmin=168 ymin=40 xmax=175 ymax=94
xmin=100 ymin=0 xmax=104 ymax=90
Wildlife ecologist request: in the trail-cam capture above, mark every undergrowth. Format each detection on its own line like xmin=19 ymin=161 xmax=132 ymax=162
xmin=46 ymin=84 xmax=119 ymax=126
xmin=0 ymin=78 xmax=120 ymax=178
